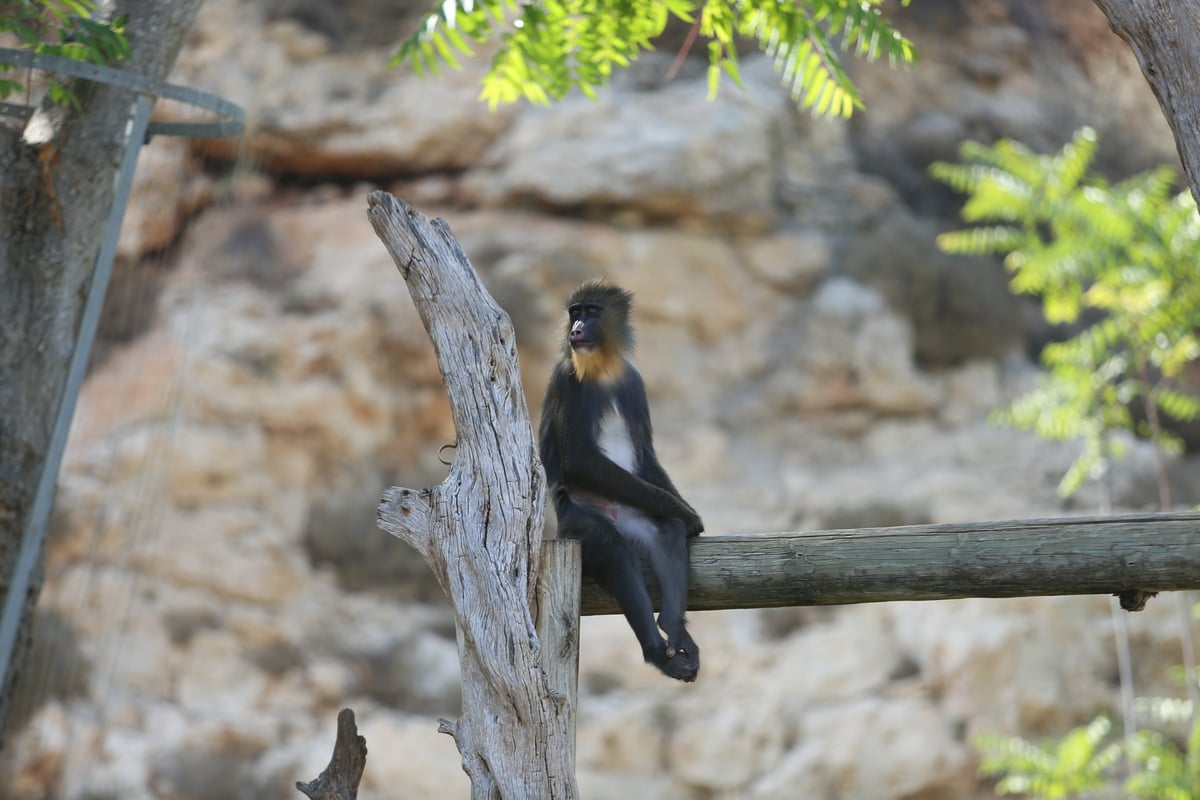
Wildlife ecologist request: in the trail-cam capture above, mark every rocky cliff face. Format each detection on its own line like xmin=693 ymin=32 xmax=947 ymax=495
xmin=4 ymin=1 xmax=1195 ymax=798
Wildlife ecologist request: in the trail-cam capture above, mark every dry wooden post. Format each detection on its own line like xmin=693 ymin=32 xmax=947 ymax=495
xmin=369 ymin=192 xmax=578 ymax=799
xmin=535 ymin=538 xmax=582 ymax=759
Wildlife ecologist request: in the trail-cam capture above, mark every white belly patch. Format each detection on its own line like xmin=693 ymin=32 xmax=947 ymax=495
xmin=592 ymin=406 xmax=657 ymax=548
xmin=598 ymin=406 xmax=637 ymax=473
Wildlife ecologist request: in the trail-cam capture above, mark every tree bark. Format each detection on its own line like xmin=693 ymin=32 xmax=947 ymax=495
xmin=369 ymin=192 xmax=577 ymax=799
xmin=0 ymin=0 xmax=203 ymax=744
xmin=296 ymin=709 xmax=368 ymax=800
xmin=1092 ymin=0 xmax=1200 ymax=205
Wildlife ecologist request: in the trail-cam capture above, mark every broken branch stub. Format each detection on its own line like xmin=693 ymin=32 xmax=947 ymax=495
xmin=295 ymin=708 xmax=367 ymax=800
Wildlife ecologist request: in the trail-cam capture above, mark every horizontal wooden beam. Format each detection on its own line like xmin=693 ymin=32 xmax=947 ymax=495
xmin=575 ymin=512 xmax=1200 ymax=615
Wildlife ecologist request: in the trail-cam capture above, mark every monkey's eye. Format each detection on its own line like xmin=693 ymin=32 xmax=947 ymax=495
xmin=569 ymin=304 xmax=601 ymax=321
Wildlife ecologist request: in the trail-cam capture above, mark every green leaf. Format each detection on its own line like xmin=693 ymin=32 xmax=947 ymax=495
xmin=58 ymin=0 xmax=96 ymax=17
xmin=431 ymin=30 xmax=462 ymax=70
xmin=705 ymin=57 xmax=720 ymax=100
xmin=936 ymin=225 xmax=1026 ymax=256
xmin=390 ymin=0 xmax=912 ymax=116
xmin=721 ymin=50 xmax=744 ymax=89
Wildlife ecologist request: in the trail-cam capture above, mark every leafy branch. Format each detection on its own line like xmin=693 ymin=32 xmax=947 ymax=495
xmin=391 ymin=0 xmax=916 ymax=117
xmin=977 ymin=716 xmax=1121 ymax=799
xmin=0 ymin=0 xmax=130 ymax=107
xmin=932 ymin=127 xmax=1200 ymax=498
xmin=978 ymin=705 xmax=1200 ymax=799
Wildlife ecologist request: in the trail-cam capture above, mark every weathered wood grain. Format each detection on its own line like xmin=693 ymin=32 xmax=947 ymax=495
xmin=577 ymin=512 xmax=1200 ymax=615
xmin=534 ymin=539 xmax=581 ymax=759
xmin=369 ymin=192 xmax=575 ymax=800
xmin=295 ymin=708 xmax=367 ymax=800
xmin=1093 ymin=0 xmax=1200 ymax=207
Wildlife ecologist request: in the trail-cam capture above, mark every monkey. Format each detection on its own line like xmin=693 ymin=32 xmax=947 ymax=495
xmin=539 ymin=278 xmax=704 ymax=682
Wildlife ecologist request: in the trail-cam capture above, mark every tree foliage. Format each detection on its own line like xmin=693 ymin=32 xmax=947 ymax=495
xmin=932 ymin=127 xmax=1200 ymax=496
xmin=0 ymin=0 xmax=130 ymax=107
xmin=391 ymin=0 xmax=916 ymax=117
xmin=977 ymin=716 xmax=1122 ymax=799
xmin=977 ymin=704 xmax=1200 ymax=799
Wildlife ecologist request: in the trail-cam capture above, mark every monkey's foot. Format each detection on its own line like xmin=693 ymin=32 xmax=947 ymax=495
xmin=653 ymin=632 xmax=699 ymax=682
xmin=663 ymin=628 xmax=697 ymax=660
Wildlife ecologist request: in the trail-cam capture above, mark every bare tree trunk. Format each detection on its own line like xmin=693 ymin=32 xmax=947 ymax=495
xmin=1092 ymin=0 xmax=1200 ymax=205
xmin=368 ymin=193 xmax=577 ymax=799
xmin=1092 ymin=0 xmax=1200 ymax=732
xmin=0 ymin=0 xmax=204 ymax=744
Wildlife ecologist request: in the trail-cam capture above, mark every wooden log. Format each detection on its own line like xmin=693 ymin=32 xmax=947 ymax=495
xmin=577 ymin=511 xmax=1200 ymax=615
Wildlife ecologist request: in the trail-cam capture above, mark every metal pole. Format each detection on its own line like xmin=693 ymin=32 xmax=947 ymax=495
xmin=0 ymin=94 xmax=155 ymax=686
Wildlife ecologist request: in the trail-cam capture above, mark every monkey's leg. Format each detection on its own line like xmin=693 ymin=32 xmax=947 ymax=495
xmin=582 ymin=523 xmax=665 ymax=660
xmin=646 ymin=519 xmax=689 ymax=647
xmin=646 ymin=519 xmax=699 ymax=678
xmin=579 ymin=522 xmax=694 ymax=681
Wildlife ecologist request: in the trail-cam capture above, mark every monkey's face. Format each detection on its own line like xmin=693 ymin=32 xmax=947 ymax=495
xmin=567 ymin=302 xmax=603 ymax=353
xmin=564 ymin=282 xmax=631 ymax=384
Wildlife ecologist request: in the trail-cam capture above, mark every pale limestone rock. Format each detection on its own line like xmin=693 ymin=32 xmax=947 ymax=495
xmin=760 ymin=607 xmax=904 ymax=706
xmin=854 ymin=311 xmax=945 ymax=413
xmin=354 ymin=715 xmax=471 ymax=799
xmin=304 ymin=659 xmax=358 ymax=706
xmin=741 ymin=229 xmax=832 ymax=295
xmin=609 ymin=230 xmax=751 ymax=342
xmin=6 ymin=702 xmax=70 ymax=800
xmin=576 ymin=769 xmax=681 ymax=800
xmin=884 ymin=597 xmax=1114 ymax=736
xmin=177 ymin=630 xmax=269 ymax=716
xmin=671 ymin=687 xmax=789 ymax=792
xmin=753 ymin=278 xmax=941 ymax=417
xmin=749 ymin=694 xmax=973 ymax=800
xmin=461 ymin=65 xmax=787 ymax=230
xmin=160 ymin=423 xmax=274 ymax=508
xmin=577 ymin=696 xmax=670 ymax=774
xmin=11 ymin=701 xmax=186 ymax=800
xmin=398 ymin=632 xmax=463 ymax=709
xmin=577 ymin=615 xmax=669 ymax=693
xmin=175 ymin=0 xmax=515 ymax=176
xmin=117 ymin=139 xmax=213 ymax=261
xmin=65 ymin=328 xmax=185 ymax=452
xmin=142 ymin=508 xmax=310 ymax=605
xmin=840 ymin=212 xmax=1024 ymax=366
xmin=938 ymin=359 xmax=1005 ymax=425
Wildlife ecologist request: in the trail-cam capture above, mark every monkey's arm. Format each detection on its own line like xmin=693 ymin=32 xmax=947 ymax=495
xmin=543 ymin=368 xmax=695 ymax=522
xmin=638 ymin=454 xmax=689 ymax=506
xmin=622 ymin=370 xmax=703 ymax=534
xmin=561 ymin=448 xmax=691 ymax=519
xmin=637 ymin=448 xmax=703 ymax=535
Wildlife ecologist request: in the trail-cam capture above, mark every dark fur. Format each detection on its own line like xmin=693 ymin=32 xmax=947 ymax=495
xmin=539 ymin=279 xmax=703 ymax=681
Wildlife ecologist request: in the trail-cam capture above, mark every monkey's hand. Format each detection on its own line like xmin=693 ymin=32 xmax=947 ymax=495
xmin=680 ymin=505 xmax=704 ymax=537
